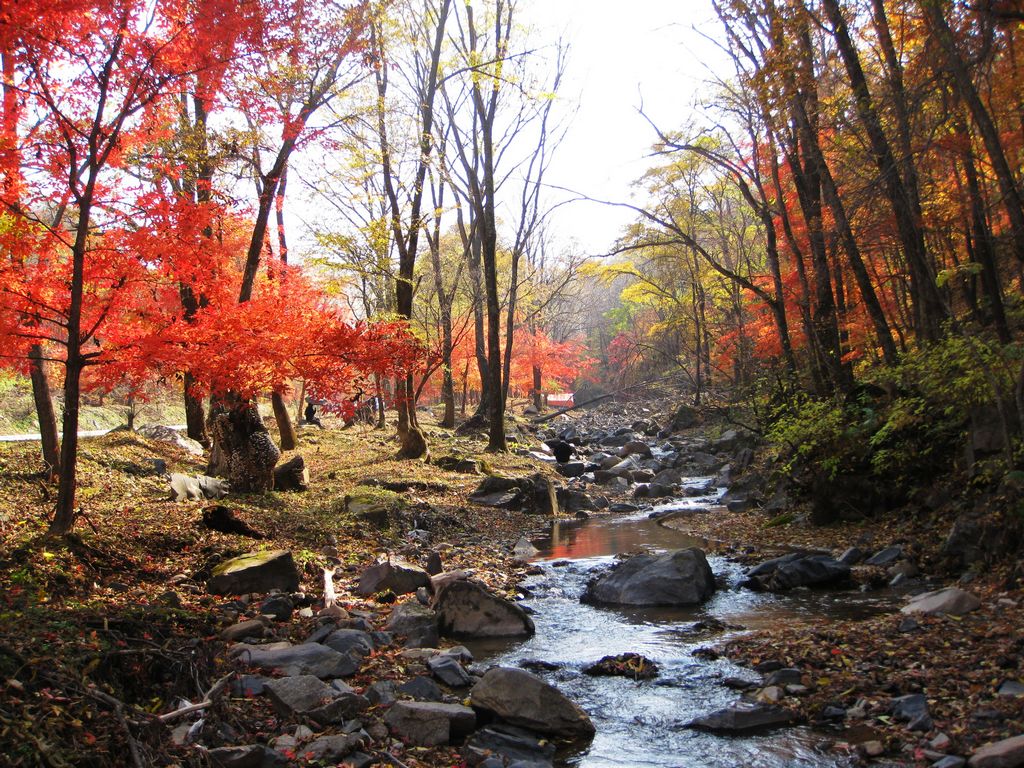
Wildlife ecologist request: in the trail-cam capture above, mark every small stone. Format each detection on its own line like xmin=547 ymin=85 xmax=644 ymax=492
xmin=425 ymin=551 xmax=443 ymax=576
xmin=230 ymin=641 xmax=357 ymax=678
xmin=722 ymin=677 xmax=757 ymax=691
xmin=385 ymin=601 xmax=439 ymax=648
xmin=898 ymin=617 xmax=921 ymax=633
xmin=931 ymin=733 xmax=952 ymax=751
xmin=902 ymin=587 xmax=981 ymax=616
xmin=356 ymin=559 xmax=431 ymax=597
xmin=757 ymin=685 xmax=783 ymax=703
xmin=221 ymin=618 xmax=270 ymax=643
xmin=838 ymin=546 xmax=864 ymax=565
xmin=263 ymin=675 xmax=337 ymax=715
xmin=765 ymin=668 xmax=803 ymax=686
xmin=427 ymin=654 xmax=473 ymax=687
xmin=688 ymin=701 xmax=796 ymax=733
xmin=230 ymin=675 xmax=267 ymax=697
xmin=272 ymin=734 xmax=297 ymax=752
xmin=208 ymin=745 xmax=285 ymax=768
xmin=170 ymin=723 xmax=191 ymax=746
xmin=398 ymin=676 xmax=443 ymax=702
xmin=366 ymin=680 xmax=397 ymax=706
xmin=323 ymin=629 xmax=375 ymax=658
xmin=892 ymin=693 xmax=932 ymax=731
xmin=865 ymin=546 xmax=902 ymax=566
xmin=307 ymin=690 xmax=370 ymax=725
xmin=302 ymin=733 xmax=365 ymax=763
xmin=259 ymin=594 xmax=294 ymax=620
xmin=997 ymin=680 xmax=1024 ymax=697
xmin=861 ymin=740 xmax=885 ymax=757
xmin=933 ymin=757 xmax=966 ymax=768
xmin=207 ymin=550 xmax=300 ymax=596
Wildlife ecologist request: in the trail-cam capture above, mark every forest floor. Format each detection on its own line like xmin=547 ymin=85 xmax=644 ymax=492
xmin=0 ymin=408 xmax=556 ymax=767
xmin=0 ymin=400 xmax=1020 ymax=767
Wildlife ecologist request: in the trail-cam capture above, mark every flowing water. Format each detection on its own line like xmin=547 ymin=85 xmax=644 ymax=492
xmin=466 ymin=480 xmax=897 ymax=768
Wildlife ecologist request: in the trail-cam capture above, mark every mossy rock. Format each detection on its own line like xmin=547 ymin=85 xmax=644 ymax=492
xmin=435 ymin=455 xmax=483 ymax=475
xmin=345 ymin=488 xmax=406 ymax=530
xmin=207 ymin=549 xmax=299 ymax=595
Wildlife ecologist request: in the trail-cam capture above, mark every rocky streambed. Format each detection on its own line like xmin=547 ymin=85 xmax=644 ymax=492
xmin=182 ymin=403 xmax=1019 ymax=768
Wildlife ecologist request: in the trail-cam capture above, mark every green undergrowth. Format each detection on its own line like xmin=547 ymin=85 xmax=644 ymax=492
xmin=764 ymin=332 xmax=1024 ymax=516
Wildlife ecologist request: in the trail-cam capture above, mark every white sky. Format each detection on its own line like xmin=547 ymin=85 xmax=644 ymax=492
xmin=289 ymin=1 xmax=733 ymax=264
xmin=524 ymin=0 xmax=731 ymax=255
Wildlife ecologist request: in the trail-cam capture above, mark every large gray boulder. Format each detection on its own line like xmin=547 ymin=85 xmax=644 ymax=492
xmin=385 ymin=701 xmax=476 ymax=747
xmin=141 ymin=425 xmax=205 ymax=456
xmin=207 ymin=550 xmax=299 ymax=595
xmin=230 ymin=641 xmax=358 ymax=678
xmin=470 ymin=667 xmax=595 ymax=740
xmin=687 ymin=701 xmax=797 ymax=733
xmin=463 ymin=724 xmax=556 ymax=768
xmin=356 ymin=559 xmax=431 ymax=597
xmin=901 ymin=587 xmax=981 ymax=616
xmin=740 ymin=552 xmax=850 ymax=592
xmin=263 ymin=675 xmax=336 ymax=716
xmin=581 ymin=548 xmax=715 ymax=606
xmin=469 ymin=474 xmax=557 ymax=515
xmin=435 ymin=580 xmax=535 ymax=639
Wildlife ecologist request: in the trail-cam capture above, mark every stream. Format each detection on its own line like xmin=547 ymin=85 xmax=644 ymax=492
xmin=466 ymin=478 xmax=897 ymax=768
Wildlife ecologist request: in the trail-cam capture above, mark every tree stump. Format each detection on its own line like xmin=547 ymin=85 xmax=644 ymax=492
xmin=208 ymin=401 xmax=280 ymax=492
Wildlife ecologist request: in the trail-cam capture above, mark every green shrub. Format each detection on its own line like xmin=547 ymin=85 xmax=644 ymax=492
xmin=765 ymin=331 xmax=1022 ymax=510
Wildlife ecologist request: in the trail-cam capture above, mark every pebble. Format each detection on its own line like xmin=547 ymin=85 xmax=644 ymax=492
xmin=757 ymin=685 xmax=783 ymax=703
xmin=997 ymin=680 xmax=1024 ymax=697
xmin=931 ymin=733 xmax=952 ymax=751
xmin=861 ymin=740 xmax=885 ymax=757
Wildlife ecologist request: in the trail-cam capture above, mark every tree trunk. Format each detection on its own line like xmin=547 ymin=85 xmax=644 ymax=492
xmin=207 ymin=399 xmax=280 ymax=492
xmin=464 ymin=222 xmax=490 ymax=426
xmin=183 ymin=371 xmax=208 ymax=447
xmin=921 ymin=0 xmax=1024 ymax=265
xmin=807 ymin=116 xmax=899 ymax=364
xmin=958 ymin=119 xmax=1011 ymax=342
xmin=50 ymin=189 xmax=93 ymax=536
xmin=271 ymin=391 xmax=297 ymax=450
xmin=375 ymin=374 xmax=386 ymax=429
xmin=822 ymin=0 xmax=947 ymax=341
xmin=371 ymin=2 xmax=450 ymax=459
xmin=29 ymin=344 xmax=60 ymax=476
xmin=295 ymin=380 xmax=306 ymax=423
xmin=428 ymin=175 xmax=456 ymax=429
xmin=50 ymin=355 xmax=82 ymax=535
